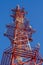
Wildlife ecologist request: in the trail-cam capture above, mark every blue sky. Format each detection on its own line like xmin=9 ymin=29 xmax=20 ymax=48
xmin=0 ymin=0 xmax=43 ymax=62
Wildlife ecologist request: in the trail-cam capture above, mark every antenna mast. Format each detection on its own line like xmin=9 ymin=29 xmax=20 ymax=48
xmin=1 ymin=5 xmax=43 ymax=65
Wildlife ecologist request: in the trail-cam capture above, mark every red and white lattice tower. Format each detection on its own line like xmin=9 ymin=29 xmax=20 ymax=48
xmin=1 ymin=5 xmax=43 ymax=65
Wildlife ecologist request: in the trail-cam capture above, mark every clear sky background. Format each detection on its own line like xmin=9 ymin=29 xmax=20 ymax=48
xmin=0 ymin=0 xmax=43 ymax=62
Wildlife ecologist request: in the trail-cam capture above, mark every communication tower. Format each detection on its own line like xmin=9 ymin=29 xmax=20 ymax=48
xmin=1 ymin=5 xmax=43 ymax=65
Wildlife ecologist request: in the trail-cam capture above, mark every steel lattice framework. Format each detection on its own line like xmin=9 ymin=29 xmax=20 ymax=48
xmin=1 ymin=5 xmax=43 ymax=65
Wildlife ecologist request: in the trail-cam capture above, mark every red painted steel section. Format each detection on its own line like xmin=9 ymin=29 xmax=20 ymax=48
xmin=1 ymin=5 xmax=43 ymax=65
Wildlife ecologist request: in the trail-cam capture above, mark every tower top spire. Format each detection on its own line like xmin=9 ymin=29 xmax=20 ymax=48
xmin=16 ymin=5 xmax=20 ymax=10
xmin=11 ymin=5 xmax=27 ymax=19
